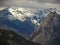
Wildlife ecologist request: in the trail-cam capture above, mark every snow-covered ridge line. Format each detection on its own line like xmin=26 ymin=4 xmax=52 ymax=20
xmin=8 ymin=6 xmax=33 ymax=21
xmin=0 ymin=6 xmax=60 ymax=26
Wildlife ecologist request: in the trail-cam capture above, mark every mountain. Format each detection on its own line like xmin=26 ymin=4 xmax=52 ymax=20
xmin=0 ymin=29 xmax=41 ymax=45
xmin=0 ymin=7 xmax=35 ymax=37
xmin=29 ymin=12 xmax=60 ymax=45
xmin=0 ymin=6 xmax=59 ymax=38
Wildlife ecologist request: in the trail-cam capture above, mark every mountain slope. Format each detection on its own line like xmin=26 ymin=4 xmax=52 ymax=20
xmin=0 ymin=7 xmax=60 ymax=38
xmin=0 ymin=7 xmax=35 ymax=37
xmin=0 ymin=29 xmax=41 ymax=45
xmin=30 ymin=12 xmax=60 ymax=45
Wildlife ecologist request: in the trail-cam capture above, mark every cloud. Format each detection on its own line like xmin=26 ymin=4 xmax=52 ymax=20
xmin=52 ymin=0 xmax=60 ymax=3
xmin=34 ymin=0 xmax=60 ymax=3
xmin=0 ymin=0 xmax=60 ymax=8
xmin=0 ymin=0 xmax=33 ymax=6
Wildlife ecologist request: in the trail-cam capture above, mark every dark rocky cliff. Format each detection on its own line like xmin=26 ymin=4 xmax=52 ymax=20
xmin=30 ymin=12 xmax=60 ymax=45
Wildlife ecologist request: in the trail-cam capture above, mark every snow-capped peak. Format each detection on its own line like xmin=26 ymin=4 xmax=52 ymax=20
xmin=8 ymin=6 xmax=33 ymax=21
xmin=0 ymin=6 xmax=60 ymax=26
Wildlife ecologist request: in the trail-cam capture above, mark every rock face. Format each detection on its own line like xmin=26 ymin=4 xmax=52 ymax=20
xmin=30 ymin=12 xmax=60 ymax=45
xmin=0 ymin=29 xmax=41 ymax=45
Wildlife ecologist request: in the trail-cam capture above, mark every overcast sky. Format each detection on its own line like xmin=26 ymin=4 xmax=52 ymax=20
xmin=0 ymin=0 xmax=60 ymax=9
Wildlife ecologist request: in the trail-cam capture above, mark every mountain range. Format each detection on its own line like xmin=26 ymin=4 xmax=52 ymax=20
xmin=0 ymin=6 xmax=60 ymax=45
xmin=0 ymin=6 xmax=60 ymax=38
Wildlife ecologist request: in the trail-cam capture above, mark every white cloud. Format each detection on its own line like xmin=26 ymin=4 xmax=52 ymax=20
xmin=0 ymin=0 xmax=60 ymax=9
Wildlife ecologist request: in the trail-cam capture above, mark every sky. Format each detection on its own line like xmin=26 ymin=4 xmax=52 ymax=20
xmin=0 ymin=0 xmax=60 ymax=9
